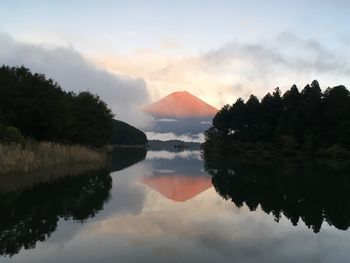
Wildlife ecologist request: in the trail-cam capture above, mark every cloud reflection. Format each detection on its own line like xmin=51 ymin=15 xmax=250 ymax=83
xmin=146 ymin=150 xmax=202 ymax=160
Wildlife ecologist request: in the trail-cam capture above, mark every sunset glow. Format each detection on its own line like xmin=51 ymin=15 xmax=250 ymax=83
xmin=1 ymin=0 xmax=349 ymax=126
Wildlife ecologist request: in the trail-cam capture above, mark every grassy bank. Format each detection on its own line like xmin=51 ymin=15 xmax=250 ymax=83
xmin=0 ymin=142 xmax=107 ymax=174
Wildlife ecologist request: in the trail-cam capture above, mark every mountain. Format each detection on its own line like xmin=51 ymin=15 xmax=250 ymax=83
xmin=144 ymin=91 xmax=218 ymax=136
xmin=111 ymin=119 xmax=147 ymax=145
xmin=144 ymin=91 xmax=217 ymax=118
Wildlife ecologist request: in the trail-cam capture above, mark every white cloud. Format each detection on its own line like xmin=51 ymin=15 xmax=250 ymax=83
xmin=146 ymin=132 xmax=204 ymax=143
xmin=201 ymin=121 xmax=211 ymax=125
xmin=156 ymin=118 xmax=178 ymax=122
xmin=146 ymin=150 xmax=202 ymax=160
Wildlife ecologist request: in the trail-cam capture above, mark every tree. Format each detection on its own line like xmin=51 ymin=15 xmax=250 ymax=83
xmin=0 ymin=66 xmax=114 ymax=147
xmin=279 ymin=84 xmax=302 ymax=140
xmin=245 ymin=95 xmax=260 ymax=141
xmin=260 ymin=93 xmax=277 ymax=140
xmin=69 ymin=92 xmax=114 ymax=147
xmin=212 ymin=104 xmax=232 ymax=136
xmin=299 ymin=80 xmax=323 ymax=146
xmin=206 ymin=80 xmax=350 ymax=152
xmin=323 ymin=85 xmax=350 ymax=147
xmin=229 ymin=98 xmax=247 ymax=140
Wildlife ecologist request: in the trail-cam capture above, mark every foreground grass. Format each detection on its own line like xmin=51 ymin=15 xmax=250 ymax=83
xmin=0 ymin=142 xmax=106 ymax=174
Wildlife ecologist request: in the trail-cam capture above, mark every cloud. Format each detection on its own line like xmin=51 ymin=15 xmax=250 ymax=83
xmin=0 ymin=33 xmax=151 ymax=127
xmin=146 ymin=150 xmax=202 ymax=160
xmin=146 ymin=132 xmax=204 ymax=143
xmin=204 ymin=32 xmax=350 ymax=76
xmin=160 ymin=39 xmax=181 ymax=50
xmin=156 ymin=118 xmax=178 ymax=122
xmin=82 ymin=187 xmax=347 ymax=263
xmin=199 ymin=32 xmax=350 ymax=99
xmin=97 ymin=32 xmax=350 ymax=109
xmin=200 ymin=121 xmax=211 ymax=125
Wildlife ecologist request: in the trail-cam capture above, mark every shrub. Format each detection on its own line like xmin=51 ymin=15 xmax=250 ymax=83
xmin=0 ymin=126 xmax=25 ymax=145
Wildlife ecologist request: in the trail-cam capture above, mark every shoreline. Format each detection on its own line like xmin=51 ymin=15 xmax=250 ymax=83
xmin=202 ymin=139 xmax=350 ymax=160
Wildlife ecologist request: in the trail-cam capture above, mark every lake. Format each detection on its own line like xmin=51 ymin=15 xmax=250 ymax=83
xmin=1 ymin=148 xmax=350 ymax=263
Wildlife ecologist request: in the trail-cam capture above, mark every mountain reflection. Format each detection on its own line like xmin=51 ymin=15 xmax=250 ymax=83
xmin=0 ymin=148 xmax=146 ymax=257
xmin=204 ymin=153 xmax=350 ymax=233
xmin=142 ymin=175 xmax=212 ymax=202
xmin=143 ymin=150 xmax=212 ymax=202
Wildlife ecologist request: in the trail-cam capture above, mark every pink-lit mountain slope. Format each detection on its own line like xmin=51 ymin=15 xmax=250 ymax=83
xmin=144 ymin=91 xmax=218 ymax=118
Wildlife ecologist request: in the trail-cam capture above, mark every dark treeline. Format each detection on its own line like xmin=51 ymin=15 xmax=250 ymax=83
xmin=0 ymin=65 xmax=113 ymax=147
xmin=205 ymin=80 xmax=350 ymax=154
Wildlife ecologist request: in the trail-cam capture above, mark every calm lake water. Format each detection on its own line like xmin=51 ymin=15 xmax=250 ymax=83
xmin=1 ymin=148 xmax=350 ymax=263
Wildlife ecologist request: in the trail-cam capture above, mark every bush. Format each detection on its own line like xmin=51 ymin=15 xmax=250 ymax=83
xmin=316 ymin=145 xmax=350 ymax=159
xmin=0 ymin=126 xmax=25 ymax=145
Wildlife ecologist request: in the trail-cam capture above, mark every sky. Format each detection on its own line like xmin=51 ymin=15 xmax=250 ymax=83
xmin=1 ymin=0 xmax=350 ymax=126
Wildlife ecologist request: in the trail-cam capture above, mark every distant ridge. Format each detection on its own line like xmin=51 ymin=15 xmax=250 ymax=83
xmin=111 ymin=119 xmax=147 ymax=145
xmin=144 ymin=91 xmax=218 ymax=118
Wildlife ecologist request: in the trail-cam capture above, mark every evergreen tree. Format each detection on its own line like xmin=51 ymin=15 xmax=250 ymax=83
xmin=279 ymin=84 xmax=302 ymax=139
xmin=323 ymin=85 xmax=350 ymax=147
xmin=212 ymin=104 xmax=232 ymax=136
xmin=206 ymin=80 xmax=350 ymax=152
xmin=245 ymin=95 xmax=260 ymax=141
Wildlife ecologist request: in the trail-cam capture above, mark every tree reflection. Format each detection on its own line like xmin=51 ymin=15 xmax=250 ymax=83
xmin=109 ymin=147 xmax=147 ymax=172
xmin=0 ymin=169 xmax=112 ymax=256
xmin=0 ymin=147 xmax=147 ymax=257
xmin=204 ymin=152 xmax=350 ymax=233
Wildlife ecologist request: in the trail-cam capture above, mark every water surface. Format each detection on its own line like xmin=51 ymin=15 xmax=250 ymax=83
xmin=1 ymin=149 xmax=350 ymax=263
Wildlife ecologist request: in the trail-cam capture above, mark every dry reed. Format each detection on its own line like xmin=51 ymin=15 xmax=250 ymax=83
xmin=0 ymin=142 xmax=106 ymax=174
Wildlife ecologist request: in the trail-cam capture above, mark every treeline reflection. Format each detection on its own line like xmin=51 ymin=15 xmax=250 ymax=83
xmin=0 ymin=147 xmax=146 ymax=257
xmin=204 ymin=153 xmax=350 ymax=233
xmin=0 ymin=169 xmax=112 ymax=256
